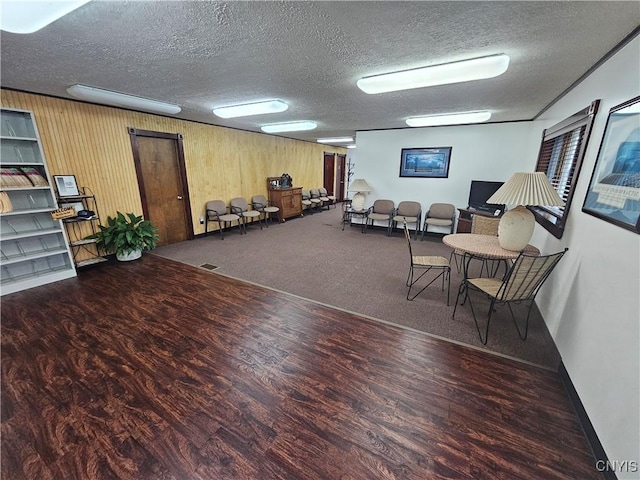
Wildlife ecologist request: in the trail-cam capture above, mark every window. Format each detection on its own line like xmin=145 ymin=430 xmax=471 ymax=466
xmin=531 ymin=100 xmax=600 ymax=238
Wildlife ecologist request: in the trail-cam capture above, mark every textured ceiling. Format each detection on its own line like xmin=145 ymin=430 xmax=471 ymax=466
xmin=1 ymin=1 xmax=639 ymax=145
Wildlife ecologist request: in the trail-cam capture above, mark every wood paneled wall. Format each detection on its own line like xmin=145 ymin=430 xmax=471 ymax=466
xmin=1 ymin=89 xmax=345 ymax=235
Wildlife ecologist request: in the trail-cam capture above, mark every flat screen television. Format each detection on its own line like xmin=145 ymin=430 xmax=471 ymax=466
xmin=468 ymin=180 xmax=505 ymax=213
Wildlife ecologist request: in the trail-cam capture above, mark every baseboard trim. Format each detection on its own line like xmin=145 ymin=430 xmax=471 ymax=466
xmin=559 ymin=361 xmax=616 ymax=480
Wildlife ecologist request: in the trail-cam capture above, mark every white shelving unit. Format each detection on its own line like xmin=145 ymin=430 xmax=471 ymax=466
xmin=1 ymin=108 xmax=76 ymax=295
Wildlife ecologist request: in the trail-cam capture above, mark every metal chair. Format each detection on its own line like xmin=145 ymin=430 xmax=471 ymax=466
xmin=251 ymin=194 xmax=279 ymax=227
xmin=230 ymin=197 xmax=262 ymax=233
xmin=422 ymin=203 xmax=456 ymax=239
xmin=366 ymin=199 xmax=395 ymax=234
xmin=450 ymin=214 xmax=501 ymax=275
xmin=390 ymin=201 xmax=422 ymax=239
xmin=404 ymin=222 xmax=451 ymax=305
xmin=205 ymin=200 xmax=242 ymax=239
xmin=453 ymin=248 xmax=568 ymax=345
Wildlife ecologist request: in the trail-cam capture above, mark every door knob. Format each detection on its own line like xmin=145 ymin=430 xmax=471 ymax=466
xmin=177 ymin=195 xmax=183 ymax=200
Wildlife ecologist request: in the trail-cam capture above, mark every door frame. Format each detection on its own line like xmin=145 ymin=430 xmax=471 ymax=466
xmin=128 ymin=127 xmax=194 ymax=241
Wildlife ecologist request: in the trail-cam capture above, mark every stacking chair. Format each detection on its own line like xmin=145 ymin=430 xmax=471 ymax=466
xmin=390 ymin=201 xmax=422 ymax=239
xmin=309 ymin=189 xmax=323 ymax=211
xmin=230 ymin=197 xmax=262 ymax=233
xmin=205 ymin=200 xmax=242 ymax=239
xmin=366 ymin=199 xmax=394 ymax=234
xmin=453 ymin=248 xmax=568 ymax=345
xmin=404 ymin=222 xmax=451 ymax=305
xmin=252 ymin=194 xmax=279 ymax=227
xmin=318 ymin=187 xmax=336 ymax=209
xmin=422 ymin=203 xmax=456 ymax=239
xmin=301 ymin=189 xmax=313 ymax=213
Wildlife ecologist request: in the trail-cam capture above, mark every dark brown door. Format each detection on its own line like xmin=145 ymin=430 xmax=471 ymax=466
xmin=129 ymin=128 xmax=193 ymax=247
xmin=336 ymin=154 xmax=346 ymax=201
xmin=323 ymin=152 xmax=335 ymax=195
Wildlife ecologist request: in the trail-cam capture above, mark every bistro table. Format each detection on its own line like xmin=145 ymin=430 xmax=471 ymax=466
xmin=443 ymin=233 xmax=539 ymax=261
xmin=443 ymin=233 xmax=540 ymax=303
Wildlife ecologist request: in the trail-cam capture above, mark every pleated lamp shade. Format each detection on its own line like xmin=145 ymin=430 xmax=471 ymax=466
xmin=487 ymin=172 xmax=565 ymax=251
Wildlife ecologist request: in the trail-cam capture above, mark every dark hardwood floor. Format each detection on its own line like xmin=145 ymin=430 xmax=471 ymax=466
xmin=1 ymin=254 xmax=600 ymax=479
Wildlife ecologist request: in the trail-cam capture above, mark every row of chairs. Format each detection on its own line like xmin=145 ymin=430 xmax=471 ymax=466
xmin=301 ymin=188 xmax=336 ymax=212
xmin=205 ymin=188 xmax=337 ymax=239
xmin=205 ymin=195 xmax=278 ymax=239
xmin=365 ymin=200 xmax=456 ymax=240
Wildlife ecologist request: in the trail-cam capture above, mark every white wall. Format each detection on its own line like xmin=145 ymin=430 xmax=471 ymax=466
xmin=530 ymin=36 xmax=640 ymax=478
xmin=355 ymin=122 xmax=537 ymax=231
xmin=355 ymin=35 xmax=640 ymax=477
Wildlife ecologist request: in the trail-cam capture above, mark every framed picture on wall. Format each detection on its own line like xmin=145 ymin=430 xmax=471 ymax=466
xmin=53 ymin=175 xmax=80 ymax=197
xmin=399 ymin=147 xmax=452 ymax=178
xmin=582 ymin=95 xmax=640 ymax=234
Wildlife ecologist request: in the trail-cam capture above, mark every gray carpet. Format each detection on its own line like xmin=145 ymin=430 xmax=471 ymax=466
xmin=154 ymin=205 xmax=561 ymax=370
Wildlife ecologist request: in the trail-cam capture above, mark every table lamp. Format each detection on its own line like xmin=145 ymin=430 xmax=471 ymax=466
xmin=487 ymin=172 xmax=565 ymax=251
xmin=348 ymin=178 xmax=372 ymax=211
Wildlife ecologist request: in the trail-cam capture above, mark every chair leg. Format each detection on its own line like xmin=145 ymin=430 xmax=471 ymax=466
xmin=509 ymin=300 xmax=533 ymax=340
xmin=406 ymin=266 xmax=448 ymax=303
xmin=467 ymin=289 xmax=496 ymax=345
xmin=217 ymin=220 xmax=225 ymax=240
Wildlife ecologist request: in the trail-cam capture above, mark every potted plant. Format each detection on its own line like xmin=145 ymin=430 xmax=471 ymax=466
xmin=88 ymin=211 xmax=159 ymax=261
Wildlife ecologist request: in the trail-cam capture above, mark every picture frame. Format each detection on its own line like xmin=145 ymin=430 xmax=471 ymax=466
xmin=53 ymin=175 xmax=80 ymax=197
xmin=399 ymin=147 xmax=452 ymax=178
xmin=582 ymin=96 xmax=640 ymax=234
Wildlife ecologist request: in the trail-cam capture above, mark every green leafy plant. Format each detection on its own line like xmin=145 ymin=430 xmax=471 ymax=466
xmin=88 ymin=212 xmax=158 ymax=256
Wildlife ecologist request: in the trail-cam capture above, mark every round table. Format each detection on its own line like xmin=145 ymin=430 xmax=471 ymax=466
xmin=442 ymin=234 xmax=539 ymax=260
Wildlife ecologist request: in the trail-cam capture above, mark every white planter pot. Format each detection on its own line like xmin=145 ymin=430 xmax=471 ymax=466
xmin=116 ymin=249 xmax=142 ymax=261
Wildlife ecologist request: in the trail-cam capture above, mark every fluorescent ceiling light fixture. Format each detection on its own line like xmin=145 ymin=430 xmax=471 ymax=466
xmin=406 ymin=110 xmax=492 ymax=127
xmin=261 ymin=121 xmax=317 ymax=133
xmin=213 ymin=100 xmax=288 ymax=118
xmin=346 ymin=145 xmax=357 ymax=149
xmin=317 ymin=137 xmax=353 ymax=144
xmin=1 ymin=0 xmax=91 ymax=34
xmin=67 ymin=84 xmax=181 ymax=115
xmin=357 ymin=54 xmax=510 ymax=94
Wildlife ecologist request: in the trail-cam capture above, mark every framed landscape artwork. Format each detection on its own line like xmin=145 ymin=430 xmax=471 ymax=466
xmin=399 ymin=147 xmax=452 ymax=178
xmin=582 ymin=95 xmax=640 ymax=233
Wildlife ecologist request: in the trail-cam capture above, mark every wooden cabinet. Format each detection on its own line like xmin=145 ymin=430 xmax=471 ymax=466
xmin=269 ymin=187 xmax=302 ymax=222
xmin=1 ymin=108 xmax=76 ymax=295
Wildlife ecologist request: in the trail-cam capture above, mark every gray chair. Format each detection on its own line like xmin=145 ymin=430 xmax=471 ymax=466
xmin=230 ymin=197 xmax=262 ymax=233
xmin=252 ymin=194 xmax=279 ymax=227
xmin=318 ymin=187 xmax=336 ymax=209
xmin=390 ymin=201 xmax=422 ymax=239
xmin=301 ymin=189 xmax=313 ymax=213
xmin=309 ymin=189 xmax=323 ymax=212
xmin=205 ymin=200 xmax=242 ymax=239
xmin=366 ymin=199 xmax=395 ymax=234
xmin=404 ymin=222 xmax=451 ymax=304
xmin=422 ymin=203 xmax=456 ymax=239
xmin=453 ymin=248 xmax=568 ymax=345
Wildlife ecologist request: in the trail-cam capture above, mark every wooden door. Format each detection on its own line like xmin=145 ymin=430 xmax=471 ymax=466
xmin=323 ymin=152 xmax=335 ymax=195
xmin=129 ymin=128 xmax=193 ymax=247
xmin=336 ymin=154 xmax=346 ymax=201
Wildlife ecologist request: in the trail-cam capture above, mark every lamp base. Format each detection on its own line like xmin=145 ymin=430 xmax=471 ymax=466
xmin=352 ymin=192 xmax=365 ymax=211
xmin=498 ymin=205 xmax=535 ymax=251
